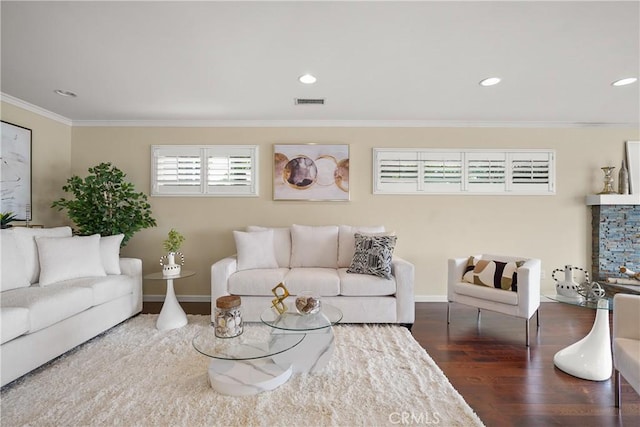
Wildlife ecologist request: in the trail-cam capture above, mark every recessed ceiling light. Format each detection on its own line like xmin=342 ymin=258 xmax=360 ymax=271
xmin=298 ymin=74 xmax=317 ymax=84
xmin=612 ymin=77 xmax=638 ymax=87
xmin=54 ymin=89 xmax=77 ymax=97
xmin=479 ymin=77 xmax=501 ymax=87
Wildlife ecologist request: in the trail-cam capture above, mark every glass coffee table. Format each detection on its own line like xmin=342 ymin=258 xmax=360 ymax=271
xmin=193 ymin=327 xmax=305 ymax=396
xmin=260 ymin=304 xmax=343 ymax=374
xmin=192 ymin=303 xmax=342 ymax=395
xmin=544 ymin=294 xmax=612 ymax=381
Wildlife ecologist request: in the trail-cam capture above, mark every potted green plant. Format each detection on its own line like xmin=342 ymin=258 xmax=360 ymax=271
xmin=1 ymin=212 xmax=17 ymax=229
xmin=51 ymin=162 xmax=156 ymax=246
xmin=163 ymin=228 xmax=185 ymax=253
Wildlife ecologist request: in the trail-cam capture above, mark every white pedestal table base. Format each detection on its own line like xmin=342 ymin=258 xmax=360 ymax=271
xmin=156 ymin=278 xmax=187 ymax=331
xmin=207 ymin=358 xmax=293 ymax=396
xmin=553 ymin=298 xmax=612 ymax=381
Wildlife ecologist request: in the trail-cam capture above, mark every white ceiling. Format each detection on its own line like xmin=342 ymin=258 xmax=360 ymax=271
xmin=1 ymin=1 xmax=639 ymax=127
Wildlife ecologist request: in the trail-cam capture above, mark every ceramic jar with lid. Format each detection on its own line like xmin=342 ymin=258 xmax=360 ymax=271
xmin=215 ymin=295 xmax=243 ymax=338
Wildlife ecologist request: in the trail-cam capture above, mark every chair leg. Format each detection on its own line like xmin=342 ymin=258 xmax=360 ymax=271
xmin=526 ymin=318 xmax=530 ymax=347
xmin=614 ymin=369 xmax=621 ymax=408
xmin=536 ymin=308 xmax=540 ymax=328
xmin=447 ymin=302 xmax=451 ymax=324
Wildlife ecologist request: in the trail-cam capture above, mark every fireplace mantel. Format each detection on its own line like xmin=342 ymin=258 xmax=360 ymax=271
xmin=586 ymin=194 xmax=640 ymax=205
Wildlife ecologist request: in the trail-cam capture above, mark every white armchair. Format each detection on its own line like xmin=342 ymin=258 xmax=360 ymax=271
xmin=613 ymin=293 xmax=640 ymax=407
xmin=447 ymin=254 xmax=541 ymax=346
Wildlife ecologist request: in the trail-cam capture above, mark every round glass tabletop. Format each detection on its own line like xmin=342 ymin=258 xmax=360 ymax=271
xmin=192 ymin=327 xmax=305 ymax=361
xmin=260 ymin=303 xmax=343 ymax=331
xmin=144 ymin=270 xmax=195 ymax=280
xmin=543 ymin=294 xmax=612 ymax=310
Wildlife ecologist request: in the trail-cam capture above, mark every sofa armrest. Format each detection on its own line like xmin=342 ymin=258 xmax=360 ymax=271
xmin=211 ymin=256 xmax=238 ymax=321
xmin=515 ymin=258 xmax=541 ymax=319
xmin=392 ymin=256 xmax=415 ymax=324
xmin=119 ymin=257 xmax=143 ymax=313
xmin=614 ymin=294 xmax=640 ymax=341
xmin=448 ymin=257 xmax=471 ymax=302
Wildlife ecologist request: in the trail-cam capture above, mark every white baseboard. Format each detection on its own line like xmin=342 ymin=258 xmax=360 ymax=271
xmin=144 ymin=294 xmax=557 ymax=304
xmin=146 ymin=294 xmax=450 ymax=303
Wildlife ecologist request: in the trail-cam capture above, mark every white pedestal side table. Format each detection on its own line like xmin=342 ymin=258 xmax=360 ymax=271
xmin=145 ymin=270 xmax=195 ymax=331
xmin=546 ymin=295 xmax=612 ymax=381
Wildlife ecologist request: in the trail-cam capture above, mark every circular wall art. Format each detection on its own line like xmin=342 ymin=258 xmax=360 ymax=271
xmin=273 ymin=144 xmax=350 ymax=201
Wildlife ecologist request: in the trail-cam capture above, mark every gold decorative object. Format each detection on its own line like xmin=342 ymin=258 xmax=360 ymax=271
xmin=597 ymin=166 xmax=618 ymax=195
xmin=271 ymin=282 xmax=290 ymax=315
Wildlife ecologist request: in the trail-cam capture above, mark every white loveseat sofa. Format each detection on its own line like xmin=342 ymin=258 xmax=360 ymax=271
xmin=211 ymin=225 xmax=415 ymax=326
xmin=1 ymin=227 xmax=142 ymax=386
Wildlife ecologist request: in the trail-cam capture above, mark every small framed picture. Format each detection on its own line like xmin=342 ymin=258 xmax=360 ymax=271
xmin=273 ymin=144 xmax=349 ymax=201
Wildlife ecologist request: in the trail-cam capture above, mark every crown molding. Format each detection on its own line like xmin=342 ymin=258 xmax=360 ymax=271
xmin=1 ymin=92 xmax=73 ymax=126
xmin=2 ymin=93 xmax=638 ymax=129
xmin=71 ymin=119 xmax=640 ymax=128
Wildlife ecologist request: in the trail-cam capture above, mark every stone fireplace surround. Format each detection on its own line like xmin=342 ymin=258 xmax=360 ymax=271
xmin=590 ymin=204 xmax=640 ymax=281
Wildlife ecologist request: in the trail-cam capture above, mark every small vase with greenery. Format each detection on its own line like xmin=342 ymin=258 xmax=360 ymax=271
xmin=51 ymin=162 xmax=156 ymax=246
xmin=161 ymin=229 xmax=185 ymax=276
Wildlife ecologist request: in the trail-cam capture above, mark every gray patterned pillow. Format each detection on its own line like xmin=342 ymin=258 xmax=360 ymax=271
xmin=347 ymin=233 xmax=397 ymax=279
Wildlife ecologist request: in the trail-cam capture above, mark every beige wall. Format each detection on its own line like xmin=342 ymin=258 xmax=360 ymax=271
xmin=1 ymin=102 xmax=71 ymax=226
xmin=69 ymin=126 xmax=639 ymax=299
xmin=3 ymin=100 xmax=638 ymax=299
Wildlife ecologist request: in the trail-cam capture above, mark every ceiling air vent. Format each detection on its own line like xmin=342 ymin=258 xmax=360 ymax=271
xmin=295 ymin=98 xmax=325 ymax=105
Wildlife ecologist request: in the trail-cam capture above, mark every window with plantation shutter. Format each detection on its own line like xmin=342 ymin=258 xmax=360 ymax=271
xmin=374 ymin=148 xmax=554 ymax=195
xmin=152 ymin=145 xmax=258 ymax=196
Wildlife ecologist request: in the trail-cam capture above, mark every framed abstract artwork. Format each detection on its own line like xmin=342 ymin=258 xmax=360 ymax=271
xmin=273 ymin=144 xmax=349 ymax=201
xmin=1 ymin=121 xmax=32 ymax=220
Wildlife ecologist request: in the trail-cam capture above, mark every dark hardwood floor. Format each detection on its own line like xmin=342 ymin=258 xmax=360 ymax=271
xmin=143 ymin=301 xmax=640 ymax=426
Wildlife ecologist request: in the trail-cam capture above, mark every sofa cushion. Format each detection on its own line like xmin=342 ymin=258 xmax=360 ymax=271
xmin=453 ymin=281 xmax=519 ymax=305
xmin=462 ymin=256 xmax=524 ymax=292
xmin=0 ymin=284 xmax=93 ymax=333
xmin=13 ymin=226 xmax=72 ymax=284
xmin=338 ymin=268 xmax=397 ymax=296
xmin=228 ymin=268 xmax=290 ymax=296
xmin=100 ymin=234 xmax=124 ymax=274
xmin=233 ymin=230 xmax=279 ymax=271
xmin=337 ymin=225 xmax=386 ymax=268
xmin=1 ymin=229 xmax=31 ymax=291
xmin=67 ymin=275 xmax=134 ymax=306
xmin=347 ymin=233 xmax=397 ymax=279
xmin=247 ymin=226 xmax=291 ymax=268
xmin=0 ymin=307 xmax=30 ymax=344
xmin=284 ymin=268 xmax=340 ymax=296
xmin=290 ymin=225 xmax=338 ymax=268
xmin=36 ymin=234 xmax=107 ymax=287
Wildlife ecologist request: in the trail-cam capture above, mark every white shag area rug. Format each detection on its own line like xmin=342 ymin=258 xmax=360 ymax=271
xmin=1 ymin=315 xmax=484 ymax=427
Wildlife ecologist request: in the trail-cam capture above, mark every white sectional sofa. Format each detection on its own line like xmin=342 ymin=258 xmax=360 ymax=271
xmin=211 ymin=225 xmax=415 ymax=326
xmin=1 ymin=227 xmax=142 ymax=386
